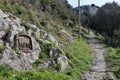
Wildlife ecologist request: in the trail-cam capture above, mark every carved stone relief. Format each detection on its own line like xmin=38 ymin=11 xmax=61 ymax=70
xmin=15 ymin=34 xmax=33 ymax=52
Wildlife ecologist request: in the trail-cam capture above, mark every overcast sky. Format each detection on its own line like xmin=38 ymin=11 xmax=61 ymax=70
xmin=67 ymin=0 xmax=120 ymax=7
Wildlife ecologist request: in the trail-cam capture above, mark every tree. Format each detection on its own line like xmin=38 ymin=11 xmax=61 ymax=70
xmin=90 ymin=2 xmax=120 ymax=47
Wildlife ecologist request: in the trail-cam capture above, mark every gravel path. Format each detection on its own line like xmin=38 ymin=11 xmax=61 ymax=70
xmin=82 ymin=32 xmax=115 ymax=80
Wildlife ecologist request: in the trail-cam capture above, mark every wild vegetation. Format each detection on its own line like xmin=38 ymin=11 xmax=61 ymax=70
xmin=0 ymin=38 xmax=92 ymax=80
xmin=106 ymin=47 xmax=120 ymax=79
xmin=80 ymin=2 xmax=120 ymax=47
xmin=0 ymin=0 xmax=93 ymax=80
xmin=78 ymin=2 xmax=120 ymax=79
xmin=88 ymin=3 xmax=120 ymax=78
xmin=90 ymin=2 xmax=120 ymax=47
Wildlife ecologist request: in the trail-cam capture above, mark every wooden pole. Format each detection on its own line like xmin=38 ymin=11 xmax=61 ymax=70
xmin=78 ymin=0 xmax=81 ymax=39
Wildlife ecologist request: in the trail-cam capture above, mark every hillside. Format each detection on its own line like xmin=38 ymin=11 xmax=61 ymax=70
xmin=74 ymin=4 xmax=99 ymax=28
xmin=0 ymin=0 xmax=93 ymax=80
xmin=0 ymin=0 xmax=76 ymax=28
xmin=74 ymin=4 xmax=99 ymax=15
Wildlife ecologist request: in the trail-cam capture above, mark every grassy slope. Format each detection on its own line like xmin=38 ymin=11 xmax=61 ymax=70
xmin=0 ymin=38 xmax=92 ymax=80
xmin=0 ymin=2 xmax=92 ymax=80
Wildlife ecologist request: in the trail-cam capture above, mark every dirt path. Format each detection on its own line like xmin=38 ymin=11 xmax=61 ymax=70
xmin=82 ymin=32 xmax=115 ymax=80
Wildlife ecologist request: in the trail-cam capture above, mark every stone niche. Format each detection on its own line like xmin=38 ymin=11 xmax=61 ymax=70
xmin=15 ymin=34 xmax=33 ymax=52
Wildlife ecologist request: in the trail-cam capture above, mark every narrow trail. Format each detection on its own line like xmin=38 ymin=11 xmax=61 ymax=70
xmin=82 ymin=32 xmax=115 ymax=80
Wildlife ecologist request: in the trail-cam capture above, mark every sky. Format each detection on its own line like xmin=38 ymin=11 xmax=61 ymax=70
xmin=67 ymin=0 xmax=120 ymax=7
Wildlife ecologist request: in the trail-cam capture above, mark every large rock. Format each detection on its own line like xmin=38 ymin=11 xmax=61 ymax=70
xmin=58 ymin=29 xmax=73 ymax=44
xmin=0 ymin=49 xmax=40 ymax=70
xmin=37 ymin=48 xmax=70 ymax=71
xmin=0 ymin=9 xmax=70 ymax=71
xmin=0 ymin=10 xmax=41 ymax=70
xmin=49 ymin=48 xmax=71 ymax=71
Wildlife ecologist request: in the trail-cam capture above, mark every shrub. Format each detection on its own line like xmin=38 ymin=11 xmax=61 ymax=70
xmin=15 ymin=6 xmax=27 ymax=15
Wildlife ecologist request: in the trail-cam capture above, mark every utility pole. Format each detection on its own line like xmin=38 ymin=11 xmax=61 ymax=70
xmin=78 ymin=0 xmax=81 ymax=39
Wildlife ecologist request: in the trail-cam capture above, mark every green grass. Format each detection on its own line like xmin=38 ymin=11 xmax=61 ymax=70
xmin=64 ymin=39 xmax=92 ymax=79
xmin=29 ymin=9 xmax=40 ymax=26
xmin=0 ymin=1 xmax=92 ymax=80
xmin=106 ymin=47 xmax=120 ymax=79
xmin=0 ymin=66 xmax=73 ymax=80
xmin=0 ymin=38 xmax=92 ymax=80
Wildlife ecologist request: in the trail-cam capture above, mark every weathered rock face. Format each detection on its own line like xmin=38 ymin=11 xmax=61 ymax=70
xmin=58 ymin=30 xmax=73 ymax=44
xmin=74 ymin=4 xmax=99 ymax=15
xmin=0 ymin=9 xmax=71 ymax=71
xmin=38 ymin=48 xmax=71 ymax=71
xmin=50 ymin=48 xmax=71 ymax=71
xmin=0 ymin=9 xmax=41 ymax=70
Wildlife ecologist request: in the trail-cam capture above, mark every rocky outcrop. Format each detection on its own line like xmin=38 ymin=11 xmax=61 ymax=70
xmin=58 ymin=30 xmax=73 ymax=44
xmin=0 ymin=9 xmax=41 ymax=70
xmin=0 ymin=9 xmax=71 ymax=71
xmin=38 ymin=48 xmax=70 ymax=71
xmin=74 ymin=4 xmax=99 ymax=15
xmin=50 ymin=48 xmax=70 ymax=71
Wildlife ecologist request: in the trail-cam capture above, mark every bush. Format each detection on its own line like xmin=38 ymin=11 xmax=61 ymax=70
xmin=15 ymin=6 xmax=27 ymax=15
